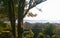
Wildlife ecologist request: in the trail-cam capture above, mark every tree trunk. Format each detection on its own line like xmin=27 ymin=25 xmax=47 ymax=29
xmin=17 ymin=0 xmax=25 ymax=38
xmin=8 ymin=0 xmax=16 ymax=38
xmin=17 ymin=19 xmax=24 ymax=38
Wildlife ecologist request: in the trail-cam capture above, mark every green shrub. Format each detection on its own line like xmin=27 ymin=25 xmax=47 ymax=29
xmin=37 ymin=32 xmax=45 ymax=38
xmin=52 ymin=35 xmax=57 ymax=38
xmin=54 ymin=28 xmax=60 ymax=38
xmin=29 ymin=29 xmax=34 ymax=37
xmin=25 ymin=35 xmax=31 ymax=38
xmin=44 ymin=23 xmax=56 ymax=37
xmin=46 ymin=35 xmax=50 ymax=38
xmin=25 ymin=29 xmax=34 ymax=38
xmin=0 ymin=21 xmax=11 ymax=33
xmin=0 ymin=32 xmax=13 ymax=38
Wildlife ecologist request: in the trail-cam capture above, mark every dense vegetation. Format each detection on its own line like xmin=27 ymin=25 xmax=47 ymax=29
xmin=24 ymin=23 xmax=60 ymax=38
xmin=0 ymin=22 xmax=60 ymax=38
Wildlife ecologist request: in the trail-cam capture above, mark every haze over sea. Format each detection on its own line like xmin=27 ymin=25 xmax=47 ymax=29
xmin=23 ymin=20 xmax=60 ymax=23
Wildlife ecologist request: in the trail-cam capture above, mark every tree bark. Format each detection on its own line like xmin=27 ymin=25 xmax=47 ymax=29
xmin=17 ymin=0 xmax=25 ymax=38
xmin=8 ymin=0 xmax=16 ymax=38
xmin=17 ymin=19 xmax=24 ymax=38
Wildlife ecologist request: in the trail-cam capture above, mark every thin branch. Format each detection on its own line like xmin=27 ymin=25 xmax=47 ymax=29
xmin=23 ymin=0 xmax=32 ymax=18
xmin=23 ymin=0 xmax=47 ymax=18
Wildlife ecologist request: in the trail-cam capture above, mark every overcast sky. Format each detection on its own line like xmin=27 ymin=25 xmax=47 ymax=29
xmin=24 ymin=0 xmax=60 ymax=20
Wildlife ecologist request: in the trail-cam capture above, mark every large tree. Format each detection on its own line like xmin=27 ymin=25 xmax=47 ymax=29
xmin=0 ymin=0 xmax=46 ymax=38
xmin=17 ymin=0 xmax=46 ymax=38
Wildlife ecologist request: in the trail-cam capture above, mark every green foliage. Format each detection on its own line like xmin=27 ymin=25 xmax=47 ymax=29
xmin=37 ymin=32 xmax=57 ymax=38
xmin=0 ymin=32 xmax=13 ymax=38
xmin=29 ymin=29 xmax=34 ymax=37
xmin=0 ymin=21 xmax=12 ymax=38
xmin=37 ymin=23 xmax=57 ymax=38
xmin=44 ymin=23 xmax=55 ymax=36
xmin=37 ymin=32 xmax=45 ymax=38
xmin=46 ymin=35 xmax=50 ymax=38
xmin=25 ymin=29 xmax=34 ymax=38
xmin=54 ymin=28 xmax=60 ymax=38
xmin=0 ymin=21 xmax=11 ymax=33
xmin=52 ymin=35 xmax=57 ymax=38
xmin=0 ymin=0 xmax=9 ymax=14
xmin=25 ymin=35 xmax=31 ymax=38
xmin=55 ymin=28 xmax=60 ymax=35
xmin=27 ymin=12 xmax=37 ymax=17
xmin=0 ymin=21 xmax=6 ymax=32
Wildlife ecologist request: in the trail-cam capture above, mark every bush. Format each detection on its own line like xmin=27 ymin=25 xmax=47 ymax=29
xmin=37 ymin=32 xmax=45 ymax=38
xmin=0 ymin=21 xmax=11 ymax=33
xmin=29 ymin=29 xmax=34 ymax=37
xmin=54 ymin=28 xmax=60 ymax=38
xmin=25 ymin=29 xmax=34 ymax=38
xmin=0 ymin=32 xmax=13 ymax=38
xmin=44 ymin=23 xmax=56 ymax=37
xmin=46 ymin=35 xmax=50 ymax=38
xmin=52 ymin=35 xmax=57 ymax=38
xmin=25 ymin=35 xmax=31 ymax=38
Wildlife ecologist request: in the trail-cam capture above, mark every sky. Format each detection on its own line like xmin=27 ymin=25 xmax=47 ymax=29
xmin=24 ymin=0 xmax=60 ymax=20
